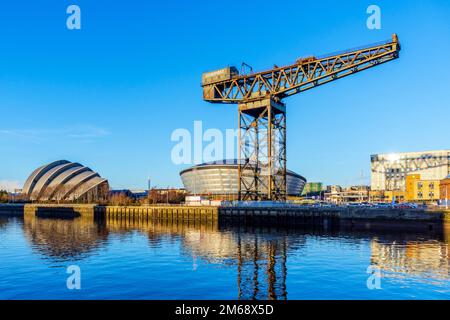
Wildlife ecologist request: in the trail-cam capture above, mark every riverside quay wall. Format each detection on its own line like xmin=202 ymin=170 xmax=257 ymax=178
xmin=218 ymin=205 xmax=450 ymax=231
xmin=0 ymin=204 xmax=97 ymax=218
xmin=1 ymin=204 xmax=449 ymax=229
xmin=0 ymin=204 xmax=218 ymax=221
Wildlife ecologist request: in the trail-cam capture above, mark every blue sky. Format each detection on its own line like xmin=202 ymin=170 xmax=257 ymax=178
xmin=0 ymin=0 xmax=449 ymax=190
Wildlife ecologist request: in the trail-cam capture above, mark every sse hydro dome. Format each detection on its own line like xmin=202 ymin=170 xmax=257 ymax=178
xmin=180 ymin=160 xmax=307 ymax=199
xmin=23 ymin=160 xmax=109 ymax=202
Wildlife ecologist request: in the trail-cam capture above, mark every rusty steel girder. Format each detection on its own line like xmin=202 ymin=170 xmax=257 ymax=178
xmin=202 ymin=34 xmax=400 ymax=201
xmin=238 ymin=98 xmax=286 ymax=201
xmin=203 ymin=34 xmax=400 ymax=104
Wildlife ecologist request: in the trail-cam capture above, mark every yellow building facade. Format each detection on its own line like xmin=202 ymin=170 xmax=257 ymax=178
xmin=369 ymin=190 xmax=405 ymax=203
xmin=405 ymin=174 xmax=440 ymax=203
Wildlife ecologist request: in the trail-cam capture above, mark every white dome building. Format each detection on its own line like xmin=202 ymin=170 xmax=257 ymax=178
xmin=23 ymin=160 xmax=109 ymax=202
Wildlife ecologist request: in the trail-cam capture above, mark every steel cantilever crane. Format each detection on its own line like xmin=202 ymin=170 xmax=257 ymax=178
xmin=202 ymin=34 xmax=401 ymax=201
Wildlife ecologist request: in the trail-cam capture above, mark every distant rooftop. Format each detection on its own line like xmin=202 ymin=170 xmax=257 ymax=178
xmin=372 ymin=149 xmax=450 ymax=157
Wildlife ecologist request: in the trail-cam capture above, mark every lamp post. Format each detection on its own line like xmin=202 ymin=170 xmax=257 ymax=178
xmin=147 ymin=177 xmax=151 ymax=205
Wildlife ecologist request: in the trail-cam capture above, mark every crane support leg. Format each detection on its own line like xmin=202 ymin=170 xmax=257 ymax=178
xmin=238 ymin=97 xmax=286 ymax=201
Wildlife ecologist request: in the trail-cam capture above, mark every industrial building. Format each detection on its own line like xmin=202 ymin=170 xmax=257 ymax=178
xmin=371 ymin=150 xmax=450 ymax=191
xmin=23 ymin=160 xmax=109 ymax=202
xmin=180 ymin=160 xmax=306 ymax=200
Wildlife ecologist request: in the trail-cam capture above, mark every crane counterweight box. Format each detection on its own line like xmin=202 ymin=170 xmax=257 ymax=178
xmin=202 ymin=67 xmax=239 ymax=86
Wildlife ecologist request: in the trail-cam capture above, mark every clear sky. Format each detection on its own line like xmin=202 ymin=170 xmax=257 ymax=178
xmin=0 ymin=0 xmax=449 ymax=191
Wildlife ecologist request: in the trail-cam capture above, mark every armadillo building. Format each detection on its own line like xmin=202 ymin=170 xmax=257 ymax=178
xmin=180 ymin=160 xmax=307 ymax=199
xmin=23 ymin=160 xmax=109 ymax=202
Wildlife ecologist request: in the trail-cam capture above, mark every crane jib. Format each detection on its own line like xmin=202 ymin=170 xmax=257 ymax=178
xmin=202 ymin=34 xmax=400 ymax=104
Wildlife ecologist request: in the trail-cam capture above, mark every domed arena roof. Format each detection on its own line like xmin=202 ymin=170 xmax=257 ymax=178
xmin=180 ymin=159 xmax=305 ymax=180
xmin=180 ymin=159 xmax=307 ymax=197
xmin=23 ymin=160 xmax=109 ymax=202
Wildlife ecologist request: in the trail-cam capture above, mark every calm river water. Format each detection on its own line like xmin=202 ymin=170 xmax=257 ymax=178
xmin=0 ymin=215 xmax=449 ymax=299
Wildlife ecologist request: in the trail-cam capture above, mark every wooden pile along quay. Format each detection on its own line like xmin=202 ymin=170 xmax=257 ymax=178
xmin=96 ymin=205 xmax=219 ymax=222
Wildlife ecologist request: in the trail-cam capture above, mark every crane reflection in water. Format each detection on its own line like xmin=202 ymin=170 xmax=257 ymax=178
xmin=104 ymin=217 xmax=294 ymax=299
xmin=14 ymin=214 xmax=450 ymax=299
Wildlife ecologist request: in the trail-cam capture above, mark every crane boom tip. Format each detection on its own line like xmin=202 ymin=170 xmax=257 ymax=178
xmin=392 ymin=33 xmax=399 ymax=43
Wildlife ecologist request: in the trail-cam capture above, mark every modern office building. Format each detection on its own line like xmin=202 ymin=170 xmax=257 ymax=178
xmin=405 ymin=174 xmax=440 ymax=203
xmin=23 ymin=160 xmax=109 ymax=202
xmin=180 ymin=160 xmax=307 ymax=199
xmin=301 ymin=182 xmax=323 ymax=196
xmin=371 ymin=150 xmax=450 ymax=191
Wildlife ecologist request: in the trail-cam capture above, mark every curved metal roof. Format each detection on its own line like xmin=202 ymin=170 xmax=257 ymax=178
xmin=180 ymin=159 xmax=306 ymax=181
xmin=180 ymin=160 xmax=307 ymax=196
xmin=23 ymin=160 xmax=109 ymax=201
xmin=23 ymin=160 xmax=69 ymax=195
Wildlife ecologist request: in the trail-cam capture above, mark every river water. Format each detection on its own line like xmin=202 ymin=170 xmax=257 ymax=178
xmin=0 ymin=215 xmax=449 ymax=299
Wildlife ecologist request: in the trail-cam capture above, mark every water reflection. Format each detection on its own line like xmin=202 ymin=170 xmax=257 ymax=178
xmin=371 ymin=240 xmax=449 ymax=281
xmin=23 ymin=214 xmax=109 ymax=261
xmin=235 ymin=234 xmax=289 ymax=300
xmin=17 ymin=215 xmax=450 ymax=299
xmin=0 ymin=217 xmax=10 ymax=230
xmin=104 ymin=217 xmax=302 ymax=299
